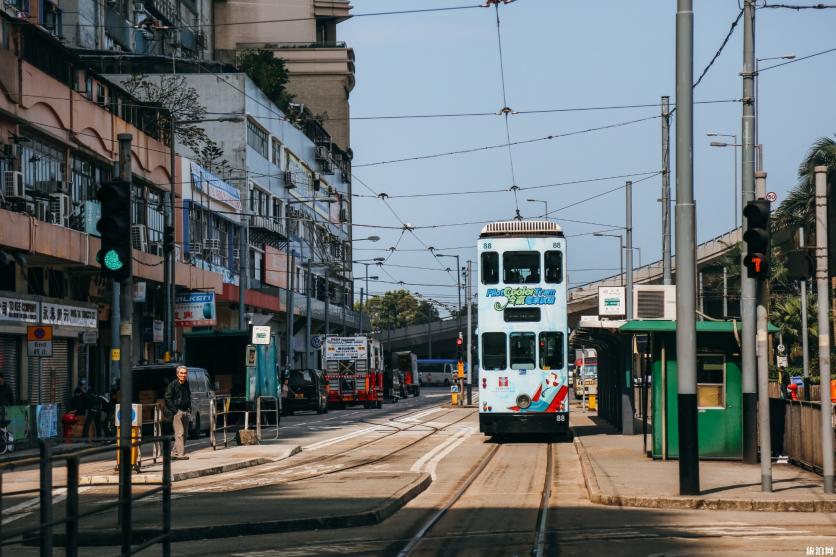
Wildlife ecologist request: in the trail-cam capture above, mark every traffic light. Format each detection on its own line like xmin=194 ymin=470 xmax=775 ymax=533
xmin=742 ymin=199 xmax=771 ymax=279
xmin=96 ymin=179 xmax=132 ymax=281
xmin=786 ymin=249 xmax=815 ymax=281
xmin=163 ymin=225 xmax=175 ymax=254
xmin=456 ymin=332 xmax=463 ymax=348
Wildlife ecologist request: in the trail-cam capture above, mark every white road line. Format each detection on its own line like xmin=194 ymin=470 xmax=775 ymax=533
xmin=410 ymin=427 xmax=476 ymax=480
xmin=302 ymin=425 xmax=380 ymax=451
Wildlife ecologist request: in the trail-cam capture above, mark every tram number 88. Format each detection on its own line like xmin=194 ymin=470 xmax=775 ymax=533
xmin=555 ymin=414 xmax=566 ymax=422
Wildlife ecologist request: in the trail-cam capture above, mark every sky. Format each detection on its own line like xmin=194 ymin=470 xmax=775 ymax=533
xmin=340 ymin=1 xmax=836 ymax=315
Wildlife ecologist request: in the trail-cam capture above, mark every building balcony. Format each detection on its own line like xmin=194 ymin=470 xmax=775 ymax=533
xmin=313 ymin=0 xmax=352 ymax=22
xmin=248 ymin=214 xmax=286 ymax=237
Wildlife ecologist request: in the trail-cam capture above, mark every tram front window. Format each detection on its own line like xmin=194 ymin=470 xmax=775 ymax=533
xmin=504 ymin=251 xmax=540 ymax=284
xmin=481 ymin=252 xmax=499 ymax=284
xmin=510 ymin=332 xmax=536 ymax=370
xmin=539 ymin=332 xmax=564 ymax=370
xmin=482 ymin=332 xmax=507 ymax=370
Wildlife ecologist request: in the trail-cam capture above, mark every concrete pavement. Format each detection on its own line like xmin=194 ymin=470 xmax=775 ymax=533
xmin=572 ymin=410 xmax=836 ymax=512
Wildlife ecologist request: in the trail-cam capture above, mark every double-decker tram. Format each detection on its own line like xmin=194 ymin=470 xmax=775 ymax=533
xmin=477 ymin=220 xmax=569 ymax=436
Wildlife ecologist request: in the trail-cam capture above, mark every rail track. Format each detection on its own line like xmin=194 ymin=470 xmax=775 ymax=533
xmin=397 ymin=439 xmax=555 ymax=557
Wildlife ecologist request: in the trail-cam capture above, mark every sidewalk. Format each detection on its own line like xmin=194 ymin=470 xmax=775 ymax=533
xmin=572 ymin=411 xmax=836 ymax=512
xmin=1 ymin=440 xmax=301 ymax=492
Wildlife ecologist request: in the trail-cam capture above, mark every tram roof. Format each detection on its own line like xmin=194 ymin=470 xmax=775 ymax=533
xmin=479 ymin=220 xmax=564 ymax=238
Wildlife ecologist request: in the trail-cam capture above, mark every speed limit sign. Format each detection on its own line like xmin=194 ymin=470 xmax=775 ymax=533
xmin=777 ymin=344 xmax=785 ymax=354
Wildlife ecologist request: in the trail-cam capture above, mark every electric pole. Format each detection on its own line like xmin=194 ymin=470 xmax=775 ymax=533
xmin=466 ymin=260 xmax=473 ymax=405
xmin=661 ymin=96 xmax=672 ymax=285
xmin=626 ymin=180 xmax=634 ymax=321
xmin=740 ymin=0 xmax=759 ymax=466
xmin=675 ymin=0 xmax=699 ymax=496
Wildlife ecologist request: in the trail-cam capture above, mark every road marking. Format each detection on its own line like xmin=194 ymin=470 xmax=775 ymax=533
xmin=302 ymin=425 xmax=380 ymax=451
xmin=410 ymin=427 xmax=475 ymax=480
xmin=2 ymin=486 xmax=93 ymax=525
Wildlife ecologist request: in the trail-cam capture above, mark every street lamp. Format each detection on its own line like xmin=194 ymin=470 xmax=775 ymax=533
xmin=357 ymin=259 xmax=380 ymax=334
xmin=593 ymin=232 xmax=624 ymax=286
xmin=710 ymin=142 xmax=763 ymax=172
xmin=526 ymin=198 xmax=549 ymax=220
xmin=707 ymin=132 xmax=738 ymax=229
xmin=166 ymin=114 xmax=246 ymax=358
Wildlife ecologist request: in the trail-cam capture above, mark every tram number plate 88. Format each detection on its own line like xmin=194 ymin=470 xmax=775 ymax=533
xmin=555 ymin=414 xmax=566 ymax=422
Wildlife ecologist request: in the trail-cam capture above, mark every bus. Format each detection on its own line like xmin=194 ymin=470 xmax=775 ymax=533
xmin=417 ymin=359 xmax=457 ymax=386
xmin=477 ymin=220 xmax=570 ymax=436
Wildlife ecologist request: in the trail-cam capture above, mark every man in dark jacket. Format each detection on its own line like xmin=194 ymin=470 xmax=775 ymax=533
xmin=164 ymin=366 xmax=191 ymax=460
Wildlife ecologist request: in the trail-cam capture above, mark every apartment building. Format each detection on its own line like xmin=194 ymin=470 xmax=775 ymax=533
xmin=0 ymin=15 xmax=223 ymax=405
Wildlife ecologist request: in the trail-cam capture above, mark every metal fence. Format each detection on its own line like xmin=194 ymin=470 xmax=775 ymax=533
xmin=782 ymin=400 xmax=836 ymax=473
xmin=210 ymin=396 xmax=280 ymax=449
xmin=0 ymin=437 xmax=172 ymax=556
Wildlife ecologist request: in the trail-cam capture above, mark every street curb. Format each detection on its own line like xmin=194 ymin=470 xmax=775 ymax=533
xmin=78 ymin=445 xmax=302 ymax=486
xmin=44 ymin=472 xmax=433 ymax=546
xmin=572 ymin=429 xmax=836 ymax=513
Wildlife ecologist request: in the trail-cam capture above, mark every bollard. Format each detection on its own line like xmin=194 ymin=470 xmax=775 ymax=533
xmin=451 ymin=391 xmax=458 ymax=406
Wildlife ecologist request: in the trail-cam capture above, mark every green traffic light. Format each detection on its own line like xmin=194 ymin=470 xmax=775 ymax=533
xmin=103 ymin=249 xmax=125 ymax=271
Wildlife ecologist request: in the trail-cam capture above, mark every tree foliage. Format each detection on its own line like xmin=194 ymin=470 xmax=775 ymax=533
xmin=238 ymin=50 xmax=294 ymax=113
xmin=360 ymin=290 xmax=440 ymax=330
xmin=772 ymin=135 xmax=836 ymax=233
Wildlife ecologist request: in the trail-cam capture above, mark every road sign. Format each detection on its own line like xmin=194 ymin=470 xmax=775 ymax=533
xmin=777 ymin=355 xmax=789 ymax=368
xmin=115 ymin=403 xmax=141 ymax=427
xmin=450 ymin=385 xmax=459 ymax=393
xmin=777 ymin=344 xmax=785 ymax=353
xmin=766 ymin=191 xmax=777 ymax=202
xmin=81 ymin=330 xmax=98 ymax=345
xmin=251 ymin=325 xmax=271 ymax=345
xmin=27 ymin=325 xmax=53 ymax=357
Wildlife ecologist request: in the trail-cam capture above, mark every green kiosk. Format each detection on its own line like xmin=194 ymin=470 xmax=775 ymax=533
xmin=619 ymin=320 xmax=776 ymax=460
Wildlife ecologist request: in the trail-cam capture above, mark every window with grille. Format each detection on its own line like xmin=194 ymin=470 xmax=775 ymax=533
xmin=247 ymin=119 xmax=268 ymax=158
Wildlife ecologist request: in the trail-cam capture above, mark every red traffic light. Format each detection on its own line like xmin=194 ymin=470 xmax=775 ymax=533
xmin=744 ymin=253 xmax=769 ymax=278
xmin=456 ymin=337 xmax=463 ymax=346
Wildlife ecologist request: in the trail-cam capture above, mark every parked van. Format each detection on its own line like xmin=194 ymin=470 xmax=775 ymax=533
xmin=132 ymin=364 xmax=214 ymax=438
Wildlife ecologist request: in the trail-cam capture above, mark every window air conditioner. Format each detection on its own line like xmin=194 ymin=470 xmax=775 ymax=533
xmin=131 ymin=224 xmax=148 ymax=252
xmin=632 ymin=285 xmax=676 ymax=320
xmin=49 ymin=193 xmax=71 ymax=227
xmin=3 ymin=171 xmax=24 ymax=199
xmin=203 ymin=238 xmax=220 ymax=253
xmin=283 ymin=170 xmax=295 ymax=188
xmin=315 ymin=145 xmax=329 ymax=161
xmin=148 ymin=241 xmax=163 ymax=257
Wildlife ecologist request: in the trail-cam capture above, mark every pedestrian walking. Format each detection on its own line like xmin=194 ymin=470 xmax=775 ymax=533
xmin=164 ymin=366 xmax=191 ymax=460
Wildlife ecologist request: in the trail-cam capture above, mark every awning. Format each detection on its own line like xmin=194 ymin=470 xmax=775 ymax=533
xmin=618 ymin=320 xmax=779 ymax=334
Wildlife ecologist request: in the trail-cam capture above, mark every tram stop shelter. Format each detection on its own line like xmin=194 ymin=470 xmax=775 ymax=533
xmin=572 ymin=319 xmax=778 ymax=460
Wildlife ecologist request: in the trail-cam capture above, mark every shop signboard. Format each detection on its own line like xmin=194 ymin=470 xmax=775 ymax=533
xmin=174 ymin=292 xmax=216 ymax=328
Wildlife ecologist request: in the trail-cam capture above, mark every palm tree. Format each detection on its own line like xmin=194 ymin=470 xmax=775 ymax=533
xmin=772 ymin=136 xmax=836 ymax=233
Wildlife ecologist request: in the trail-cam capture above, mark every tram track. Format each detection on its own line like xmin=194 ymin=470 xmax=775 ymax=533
xmin=184 ymin=405 xmax=477 ymax=494
xmin=396 ymin=439 xmax=555 ymax=557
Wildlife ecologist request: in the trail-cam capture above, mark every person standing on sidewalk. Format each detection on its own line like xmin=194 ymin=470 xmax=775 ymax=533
xmin=164 ymin=366 xmax=191 ymax=460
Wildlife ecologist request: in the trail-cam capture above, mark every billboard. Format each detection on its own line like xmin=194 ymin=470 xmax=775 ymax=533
xmin=174 ymin=292 xmax=216 ymax=328
xmin=263 ymin=245 xmax=289 ymax=289
xmin=598 ymin=286 xmax=626 ymax=316
xmin=324 ymin=336 xmax=368 ymax=360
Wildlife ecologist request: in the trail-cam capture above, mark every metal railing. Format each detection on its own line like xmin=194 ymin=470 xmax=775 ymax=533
xmin=255 ymin=396 xmax=280 ymax=442
xmin=210 ymin=396 xmax=280 ymax=448
xmin=0 ymin=437 xmax=172 ymax=556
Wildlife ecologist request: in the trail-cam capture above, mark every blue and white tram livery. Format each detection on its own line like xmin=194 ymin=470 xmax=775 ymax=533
xmin=477 ymin=220 xmax=570 ymax=436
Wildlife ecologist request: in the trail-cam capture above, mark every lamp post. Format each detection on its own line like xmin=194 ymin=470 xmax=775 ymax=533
xmin=593 ymin=233 xmax=624 ymax=286
xmin=706 ymin=132 xmax=738 ymax=228
xmin=345 ymin=236 xmax=380 ymax=333
xmin=710 ymin=141 xmax=763 ymax=172
xmin=356 ymin=261 xmax=379 ymax=334
xmin=526 ymin=198 xmax=549 ymax=220
xmin=167 ymin=114 xmax=244 ymax=358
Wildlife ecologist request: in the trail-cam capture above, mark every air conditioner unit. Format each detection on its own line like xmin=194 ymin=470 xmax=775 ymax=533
xmin=131 ymin=224 xmax=148 ymax=252
xmin=49 ymin=193 xmax=71 ymax=227
xmin=33 ymin=200 xmax=49 ymax=222
xmin=319 ymin=158 xmax=333 ymax=174
xmin=3 ymin=171 xmax=24 ymax=199
xmin=315 ymin=145 xmax=329 ymax=161
xmin=203 ymin=238 xmax=220 ymax=253
xmin=148 ymin=241 xmax=163 ymax=257
xmin=632 ymin=285 xmax=676 ymax=320
xmin=188 ymin=242 xmax=202 ymax=255
xmin=283 ymin=170 xmax=295 ymax=189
